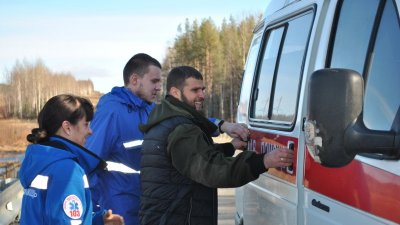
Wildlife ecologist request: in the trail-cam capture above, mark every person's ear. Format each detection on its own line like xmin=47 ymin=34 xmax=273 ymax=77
xmin=130 ymin=73 xmax=140 ymax=85
xmin=170 ymin=87 xmax=182 ymax=100
xmin=61 ymin=120 xmax=72 ymax=135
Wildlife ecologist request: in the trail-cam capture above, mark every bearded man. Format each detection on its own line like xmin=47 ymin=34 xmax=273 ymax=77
xmin=139 ymin=66 xmax=294 ymax=225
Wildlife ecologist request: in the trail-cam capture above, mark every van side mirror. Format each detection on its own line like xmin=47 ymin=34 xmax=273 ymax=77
xmin=305 ymin=68 xmax=399 ymax=167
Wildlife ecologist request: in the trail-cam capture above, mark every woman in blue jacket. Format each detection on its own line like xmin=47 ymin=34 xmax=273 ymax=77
xmin=19 ymin=94 xmax=124 ymax=225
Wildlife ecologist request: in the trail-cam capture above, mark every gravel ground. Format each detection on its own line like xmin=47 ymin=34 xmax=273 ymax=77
xmin=218 ymin=188 xmax=236 ymax=225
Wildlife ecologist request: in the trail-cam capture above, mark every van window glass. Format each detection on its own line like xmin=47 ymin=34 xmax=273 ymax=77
xmin=244 ymin=36 xmax=262 ymax=84
xmin=271 ymin=13 xmax=313 ymax=122
xmin=329 ymin=0 xmax=380 ymax=74
xmin=251 ymin=11 xmax=313 ymax=125
xmin=364 ymin=0 xmax=400 ymax=130
xmin=238 ymin=35 xmax=261 ymax=121
xmin=252 ymin=27 xmax=284 ymax=120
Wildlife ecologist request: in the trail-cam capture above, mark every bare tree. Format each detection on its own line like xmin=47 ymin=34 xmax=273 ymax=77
xmin=0 ymin=59 xmax=96 ymax=119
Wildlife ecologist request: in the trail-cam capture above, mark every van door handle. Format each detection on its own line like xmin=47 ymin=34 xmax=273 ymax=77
xmin=286 ymin=141 xmax=294 ymax=174
xmin=311 ymin=199 xmax=330 ymax=212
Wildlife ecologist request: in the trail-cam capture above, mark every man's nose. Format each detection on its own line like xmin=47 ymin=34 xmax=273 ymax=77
xmin=155 ymin=83 xmax=161 ymax=91
xmin=198 ymin=91 xmax=205 ymax=99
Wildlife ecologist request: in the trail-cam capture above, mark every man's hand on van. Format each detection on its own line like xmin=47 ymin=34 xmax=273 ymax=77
xmin=231 ymin=137 xmax=248 ymax=150
xmin=220 ymin=122 xmax=250 ymax=141
xmin=263 ymin=148 xmax=294 ymax=169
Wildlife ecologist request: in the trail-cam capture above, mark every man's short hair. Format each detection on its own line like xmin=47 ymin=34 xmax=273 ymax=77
xmin=123 ymin=53 xmax=162 ymax=85
xmin=166 ymin=66 xmax=203 ymax=92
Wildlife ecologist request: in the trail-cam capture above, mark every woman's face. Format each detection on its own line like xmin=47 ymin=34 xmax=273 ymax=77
xmin=68 ymin=116 xmax=92 ymax=146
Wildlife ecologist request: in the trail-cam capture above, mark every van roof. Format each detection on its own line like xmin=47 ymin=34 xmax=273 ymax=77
xmin=264 ymin=0 xmax=299 ymax=17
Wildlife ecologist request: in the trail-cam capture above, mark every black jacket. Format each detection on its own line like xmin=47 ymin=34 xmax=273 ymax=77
xmin=139 ymin=95 xmax=266 ymax=225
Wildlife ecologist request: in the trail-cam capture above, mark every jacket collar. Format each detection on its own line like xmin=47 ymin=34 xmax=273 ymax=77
xmin=111 ymin=86 xmax=154 ymax=111
xmin=166 ymin=95 xmax=217 ymax=135
xmin=48 ymin=136 xmax=107 ymax=174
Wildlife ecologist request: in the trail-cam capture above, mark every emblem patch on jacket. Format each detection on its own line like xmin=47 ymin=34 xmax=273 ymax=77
xmin=63 ymin=195 xmax=83 ymax=219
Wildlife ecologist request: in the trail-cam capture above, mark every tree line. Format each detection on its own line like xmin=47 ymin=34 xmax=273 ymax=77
xmin=162 ymin=14 xmax=261 ymax=121
xmin=0 ymin=59 xmax=94 ymax=119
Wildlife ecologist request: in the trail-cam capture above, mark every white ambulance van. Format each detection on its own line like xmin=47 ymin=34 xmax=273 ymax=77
xmin=235 ymin=0 xmax=400 ymax=224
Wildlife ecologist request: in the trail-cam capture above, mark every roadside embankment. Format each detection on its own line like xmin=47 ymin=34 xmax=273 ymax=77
xmin=0 ymin=119 xmax=36 ymax=152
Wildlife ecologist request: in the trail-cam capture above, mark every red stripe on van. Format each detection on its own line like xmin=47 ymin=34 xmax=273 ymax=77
xmin=304 ymin=149 xmax=400 ymax=223
xmin=249 ymin=130 xmax=297 ymax=184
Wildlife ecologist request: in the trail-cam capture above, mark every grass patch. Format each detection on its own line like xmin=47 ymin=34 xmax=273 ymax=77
xmin=0 ymin=119 xmax=36 ymax=152
xmin=0 ymin=118 xmax=234 ymax=153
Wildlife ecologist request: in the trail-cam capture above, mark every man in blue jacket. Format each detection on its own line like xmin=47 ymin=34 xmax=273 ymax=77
xmin=86 ymin=53 xmax=250 ymax=225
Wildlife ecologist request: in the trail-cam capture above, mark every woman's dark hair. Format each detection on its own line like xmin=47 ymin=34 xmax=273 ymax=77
xmin=166 ymin=66 xmax=203 ymax=93
xmin=27 ymin=94 xmax=94 ymax=144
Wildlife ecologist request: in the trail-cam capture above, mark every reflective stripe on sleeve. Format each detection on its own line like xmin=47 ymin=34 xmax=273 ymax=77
xmin=70 ymin=220 xmax=82 ymax=225
xmin=30 ymin=175 xmax=49 ymax=190
xmin=123 ymin=140 xmax=143 ymax=149
xmin=106 ymin=161 xmax=140 ymax=174
xmin=83 ymin=175 xmax=89 ymax=188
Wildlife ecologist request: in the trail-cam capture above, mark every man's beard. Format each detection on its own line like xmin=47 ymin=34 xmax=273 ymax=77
xmin=182 ymin=94 xmax=205 ymax=115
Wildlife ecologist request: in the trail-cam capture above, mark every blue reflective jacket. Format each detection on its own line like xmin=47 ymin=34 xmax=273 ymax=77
xmin=19 ymin=136 xmax=106 ymax=225
xmin=86 ymin=87 xmax=153 ymax=225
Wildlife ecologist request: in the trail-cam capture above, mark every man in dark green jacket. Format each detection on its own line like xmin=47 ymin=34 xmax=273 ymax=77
xmin=139 ymin=66 xmax=294 ymax=225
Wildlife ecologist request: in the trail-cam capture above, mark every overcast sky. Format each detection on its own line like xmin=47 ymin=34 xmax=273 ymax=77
xmin=0 ymin=0 xmax=267 ymax=93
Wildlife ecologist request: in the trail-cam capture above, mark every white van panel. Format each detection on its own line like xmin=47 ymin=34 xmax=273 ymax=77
xmin=243 ymin=178 xmax=297 ymax=225
xmin=304 ymin=190 xmax=398 ymax=225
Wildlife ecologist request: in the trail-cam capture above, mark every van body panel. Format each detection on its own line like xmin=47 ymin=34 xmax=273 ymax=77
xmin=304 ymin=190 xmax=398 ymax=225
xmin=244 ymin=129 xmax=299 ymax=224
xmin=304 ymin=150 xmax=400 ymax=223
xmin=243 ymin=180 xmax=297 ymax=225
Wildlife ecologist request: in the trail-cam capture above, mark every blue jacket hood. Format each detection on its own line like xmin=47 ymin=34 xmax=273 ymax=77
xmin=97 ymin=86 xmax=154 ymax=112
xmin=19 ymin=136 xmax=105 ymax=189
